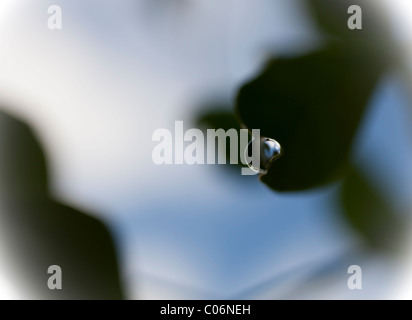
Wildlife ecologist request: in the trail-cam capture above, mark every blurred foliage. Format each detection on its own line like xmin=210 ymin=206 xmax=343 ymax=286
xmin=307 ymin=0 xmax=393 ymax=46
xmin=236 ymin=0 xmax=396 ymax=191
xmin=236 ymin=43 xmax=385 ymax=191
xmin=196 ymin=106 xmax=247 ymax=172
xmin=0 ymin=110 xmax=124 ymax=299
xmin=231 ymin=0 xmax=408 ymax=249
xmin=197 ymin=107 xmax=241 ymax=133
xmin=340 ymin=166 xmax=404 ymax=252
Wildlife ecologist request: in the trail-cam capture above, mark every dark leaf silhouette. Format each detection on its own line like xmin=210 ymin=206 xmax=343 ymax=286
xmin=0 ymin=110 xmax=124 ymax=299
xmin=196 ymin=107 xmax=247 ymax=171
xmin=236 ymin=43 xmax=387 ymax=191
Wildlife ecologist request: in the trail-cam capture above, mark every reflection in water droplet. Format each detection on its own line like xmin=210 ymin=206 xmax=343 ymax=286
xmin=260 ymin=138 xmax=282 ymax=172
xmin=245 ymin=137 xmax=282 ymax=174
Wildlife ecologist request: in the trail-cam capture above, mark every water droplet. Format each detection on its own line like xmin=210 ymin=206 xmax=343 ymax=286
xmin=260 ymin=138 xmax=282 ymax=171
xmin=245 ymin=137 xmax=282 ymax=174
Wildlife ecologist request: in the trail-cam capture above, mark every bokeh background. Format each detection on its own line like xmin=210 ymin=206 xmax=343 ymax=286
xmin=0 ymin=0 xmax=412 ymax=299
